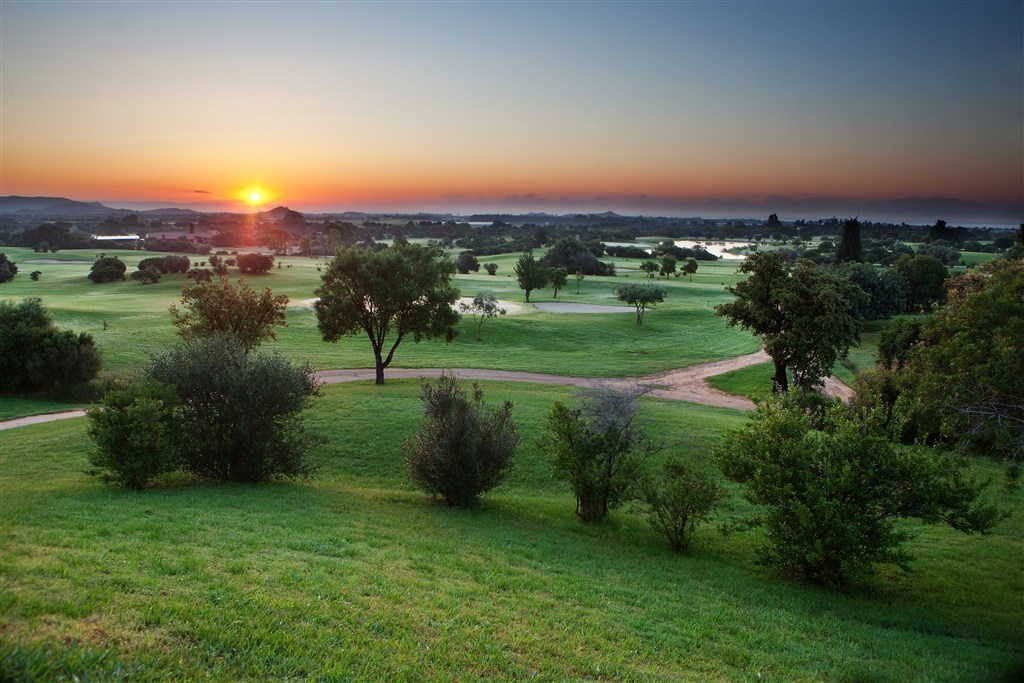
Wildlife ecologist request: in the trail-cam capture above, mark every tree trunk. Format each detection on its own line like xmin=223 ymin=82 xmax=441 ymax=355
xmin=374 ymin=351 xmax=385 ymax=385
xmin=525 ymin=290 xmax=531 ymax=303
xmin=772 ymin=358 xmax=788 ymax=393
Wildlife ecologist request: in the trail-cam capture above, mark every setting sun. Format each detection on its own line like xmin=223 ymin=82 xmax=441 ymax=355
xmin=249 ymin=191 xmax=261 ymax=203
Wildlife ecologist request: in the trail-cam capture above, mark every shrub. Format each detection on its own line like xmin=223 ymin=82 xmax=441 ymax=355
xmin=639 ymin=458 xmax=719 ymax=552
xmin=0 ymin=253 xmax=18 ymax=283
xmin=237 ymin=252 xmax=275 ymax=274
xmin=30 ymin=271 xmax=41 ymax=281
xmin=88 ymin=257 xmax=126 ymax=283
xmin=483 ymin=263 xmax=498 ymax=275
xmin=162 ymin=255 xmax=191 ymax=273
xmin=543 ymin=384 xmax=657 ymax=523
xmin=186 ymin=268 xmax=213 ymax=283
xmin=137 ymin=257 xmax=165 ymax=273
xmin=130 ymin=268 xmax=160 ymax=284
xmin=0 ymin=298 xmax=102 ymax=393
xmin=717 ymin=395 xmax=1002 ymax=586
xmin=169 ymin=278 xmax=289 ymax=353
xmin=87 ymin=381 xmax=181 ymax=490
xmin=403 ymin=372 xmax=518 ymax=507
xmin=146 ymin=335 xmax=321 ymax=482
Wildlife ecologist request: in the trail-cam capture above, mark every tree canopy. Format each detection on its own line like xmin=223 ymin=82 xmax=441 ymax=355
xmin=315 ymin=242 xmax=460 ymax=384
xmin=169 ymin=278 xmax=289 ymax=353
xmin=514 ymin=251 xmax=548 ymax=302
xmin=614 ymin=283 xmax=666 ymax=324
xmin=716 ymin=251 xmax=864 ymax=392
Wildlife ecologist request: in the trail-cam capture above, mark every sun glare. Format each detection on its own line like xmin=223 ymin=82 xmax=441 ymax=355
xmin=240 ymin=186 xmax=269 ymax=207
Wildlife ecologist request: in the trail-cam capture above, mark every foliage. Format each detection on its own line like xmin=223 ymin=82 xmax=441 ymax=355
xmin=681 ymin=257 xmax=698 ymax=281
xmin=718 ymin=396 xmax=1001 ymax=586
xmin=169 ymin=277 xmax=289 ymax=353
xmin=459 ymin=292 xmax=506 ymax=340
xmin=131 ymin=268 xmax=161 ymax=284
xmin=483 ymin=262 xmax=498 ymax=275
xmin=402 ymin=372 xmax=519 ymax=508
xmin=88 ymin=256 xmax=127 ymax=283
xmin=162 ymin=255 xmax=191 ymax=273
xmin=904 ymin=259 xmax=1024 ymax=459
xmin=541 ymin=236 xmax=608 ymax=275
xmin=834 ymin=217 xmax=863 ymax=263
xmin=237 ymin=252 xmax=275 ymax=274
xmin=548 ymin=267 xmax=568 ymax=298
xmin=0 ymin=253 xmax=19 ymax=283
xmin=639 ymin=457 xmax=719 ymax=552
xmin=833 ymin=262 xmax=907 ymax=320
xmin=876 ymin=317 xmax=924 ymax=368
xmin=513 ymin=251 xmax=548 ymax=303
xmin=614 ymin=283 xmax=667 ymax=324
xmin=146 ymin=335 xmax=321 ymax=482
xmin=543 ymin=384 xmax=657 ymax=523
xmin=456 ymin=251 xmax=480 ymax=274
xmin=894 ymin=254 xmax=947 ymax=311
xmin=0 ymin=297 xmax=102 ymax=393
xmin=315 ymin=242 xmax=460 ymax=384
xmin=186 ymin=268 xmax=213 ymax=283
xmin=715 ymin=251 xmax=864 ymax=392
xmin=640 ymin=260 xmax=659 ymax=278
xmin=659 ymin=255 xmax=677 ymax=278
xmin=86 ymin=380 xmax=181 ymax=490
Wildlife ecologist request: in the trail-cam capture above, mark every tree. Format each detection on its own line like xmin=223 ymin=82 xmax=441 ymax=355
xmin=459 ymin=292 xmax=507 ymax=340
xmin=901 ymin=259 xmax=1024 ymax=459
xmin=640 ymin=260 xmax=659 ymax=279
xmin=514 ymin=251 xmax=548 ymax=303
xmin=147 ymin=335 xmax=321 ymax=483
xmin=0 ymin=254 xmax=18 ymax=283
xmin=832 ymin=262 xmax=907 ymax=320
xmin=457 ymin=251 xmax=480 ymax=274
xmin=894 ymin=254 xmax=947 ymax=311
xmin=681 ymin=258 xmax=698 ymax=282
xmin=639 ymin=458 xmax=719 ymax=552
xmin=574 ymin=269 xmax=585 ymax=294
xmin=131 ymin=268 xmax=161 ymax=284
xmin=88 ymin=257 xmax=126 ymax=283
xmin=315 ymin=242 xmax=460 ymax=384
xmin=659 ymin=255 xmax=678 ymax=278
xmin=169 ymin=278 xmax=289 ymax=353
xmin=835 ymin=217 xmax=862 ymax=263
xmin=614 ymin=283 xmax=666 ymax=324
xmin=715 ymin=252 xmax=864 ymax=392
xmin=543 ymin=384 xmax=657 ymax=523
xmin=483 ymin=262 xmax=498 ymax=276
xmin=403 ymin=372 xmax=519 ymax=508
xmin=549 ymin=267 xmax=568 ymax=298
xmin=237 ymin=253 xmax=275 ymax=274
xmin=718 ymin=396 xmax=1001 ymax=586
xmin=30 ymin=271 xmax=42 ymax=281
xmin=0 ymin=298 xmax=101 ymax=393
xmin=541 ymin=236 xmax=608 ymax=275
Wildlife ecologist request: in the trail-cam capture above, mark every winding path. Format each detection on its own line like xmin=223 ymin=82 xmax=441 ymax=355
xmin=0 ymin=351 xmax=854 ymax=431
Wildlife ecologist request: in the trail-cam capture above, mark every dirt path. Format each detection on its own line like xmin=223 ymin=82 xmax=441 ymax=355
xmin=0 ymin=353 xmax=854 ymax=430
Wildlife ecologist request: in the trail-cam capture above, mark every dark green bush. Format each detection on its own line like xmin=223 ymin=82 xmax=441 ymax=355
xmin=237 ymin=253 xmax=275 ymax=274
xmin=0 ymin=298 xmax=102 ymax=393
xmin=717 ymin=396 xmax=1002 ymax=586
xmin=88 ymin=257 xmax=126 ymax=283
xmin=639 ymin=458 xmax=719 ymax=552
xmin=403 ymin=371 xmax=518 ymax=507
xmin=147 ymin=335 xmax=321 ymax=482
xmin=130 ymin=268 xmax=160 ymax=284
xmin=87 ymin=381 xmax=181 ymax=490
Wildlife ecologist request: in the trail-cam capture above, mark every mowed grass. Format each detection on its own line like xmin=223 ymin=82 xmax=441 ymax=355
xmin=2 ymin=380 xmax=1022 ymax=682
xmin=0 ymin=247 xmax=758 ymax=381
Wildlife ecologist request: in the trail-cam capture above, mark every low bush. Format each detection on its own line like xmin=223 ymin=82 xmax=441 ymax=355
xmin=403 ymin=372 xmax=518 ymax=507
xmin=87 ymin=381 xmax=181 ymax=490
xmin=88 ymin=257 xmax=126 ymax=283
xmin=639 ymin=458 xmax=719 ymax=552
xmin=237 ymin=253 xmax=275 ymax=274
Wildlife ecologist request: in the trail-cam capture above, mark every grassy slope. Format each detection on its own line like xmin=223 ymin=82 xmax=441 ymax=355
xmin=2 ymin=381 xmax=1022 ymax=682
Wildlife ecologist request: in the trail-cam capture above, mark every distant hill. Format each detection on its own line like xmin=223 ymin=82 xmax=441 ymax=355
xmin=138 ymin=207 xmax=203 ymax=217
xmin=0 ymin=196 xmax=128 ymax=217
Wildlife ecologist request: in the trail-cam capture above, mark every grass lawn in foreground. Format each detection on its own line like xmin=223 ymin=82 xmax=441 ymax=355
xmin=2 ymin=380 xmax=1021 ymax=681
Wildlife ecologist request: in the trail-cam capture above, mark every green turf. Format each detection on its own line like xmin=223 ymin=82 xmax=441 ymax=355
xmin=0 ymin=247 xmax=759 ymax=380
xmin=1 ymin=382 xmax=1021 ymax=681
xmin=0 ymin=396 xmax=87 ymax=421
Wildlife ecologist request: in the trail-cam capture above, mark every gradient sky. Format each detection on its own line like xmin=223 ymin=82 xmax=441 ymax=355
xmin=1 ymin=1 xmax=1021 ymax=223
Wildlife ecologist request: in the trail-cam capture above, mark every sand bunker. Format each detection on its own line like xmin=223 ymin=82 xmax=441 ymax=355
xmin=534 ymin=302 xmax=632 ymax=314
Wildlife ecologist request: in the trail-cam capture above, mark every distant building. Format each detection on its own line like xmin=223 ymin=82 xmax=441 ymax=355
xmin=94 ymin=234 xmax=141 ymax=242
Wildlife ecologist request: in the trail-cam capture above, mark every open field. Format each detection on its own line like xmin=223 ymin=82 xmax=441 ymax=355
xmin=2 ymin=381 xmax=1022 ymax=682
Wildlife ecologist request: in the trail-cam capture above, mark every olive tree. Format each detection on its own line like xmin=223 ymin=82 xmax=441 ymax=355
xmin=514 ymin=251 xmax=548 ymax=302
xmin=459 ymin=292 xmax=507 ymax=340
xmin=315 ymin=242 xmax=460 ymax=384
xmin=614 ymin=283 xmax=666 ymax=324
xmin=170 ymin=278 xmax=289 ymax=353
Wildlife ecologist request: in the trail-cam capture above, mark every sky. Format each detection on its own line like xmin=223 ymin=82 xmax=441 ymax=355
xmin=1 ymin=0 xmax=1021 ymax=224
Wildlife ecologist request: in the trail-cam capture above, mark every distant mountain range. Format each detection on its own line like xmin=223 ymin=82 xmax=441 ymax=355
xmin=0 ymin=196 xmax=202 ymax=218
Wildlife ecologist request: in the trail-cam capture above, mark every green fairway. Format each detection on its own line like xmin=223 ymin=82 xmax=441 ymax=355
xmin=0 ymin=247 xmax=758 ymax=379
xmin=1 ymin=381 xmax=1021 ymax=681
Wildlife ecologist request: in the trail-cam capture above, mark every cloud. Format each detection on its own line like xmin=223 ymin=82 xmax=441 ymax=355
xmin=193 ymin=189 xmax=212 ymax=195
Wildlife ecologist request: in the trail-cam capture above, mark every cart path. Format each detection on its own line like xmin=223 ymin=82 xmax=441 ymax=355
xmin=0 ymin=351 xmax=854 ymax=430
